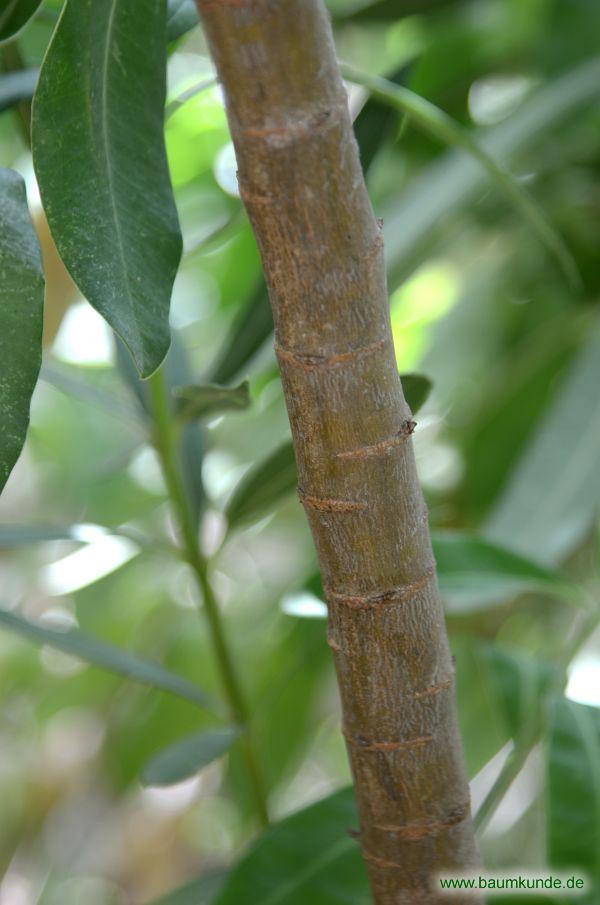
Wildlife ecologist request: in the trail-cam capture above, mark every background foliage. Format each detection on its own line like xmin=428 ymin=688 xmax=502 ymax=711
xmin=0 ymin=0 xmax=599 ymax=902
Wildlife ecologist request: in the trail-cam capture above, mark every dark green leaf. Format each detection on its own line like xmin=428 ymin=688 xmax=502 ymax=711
xmin=0 ymin=67 xmax=37 ymax=112
xmin=226 ymin=441 xmax=297 ymax=530
xmin=141 ymin=727 xmax=240 ymax=786
xmin=0 ymin=0 xmax=42 ymax=42
xmin=486 ymin=322 xmax=600 ymax=564
xmin=150 ymin=870 xmax=228 ymax=905
xmin=0 ymin=607 xmax=214 ymax=710
xmin=214 ymin=788 xmax=370 ymax=905
xmin=548 ymin=698 xmax=600 ymax=887
xmin=210 ymin=283 xmax=272 ymax=385
xmin=174 ymin=381 xmax=250 ymax=422
xmin=32 ymin=0 xmax=182 ymax=377
xmin=433 ymin=532 xmax=568 ymax=614
xmin=0 ymin=168 xmax=44 ymax=495
xmin=166 ymin=0 xmax=199 ymax=43
xmin=400 ymin=372 xmax=432 ymax=415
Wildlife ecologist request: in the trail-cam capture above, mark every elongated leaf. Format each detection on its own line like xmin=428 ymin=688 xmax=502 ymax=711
xmin=433 ymin=532 xmax=569 ymax=614
xmin=548 ymin=698 xmax=600 ymax=890
xmin=0 ymin=524 xmax=93 ymax=547
xmin=0 ymin=607 xmax=213 ymax=710
xmin=209 ymin=284 xmax=272 ymax=385
xmin=151 ymin=870 xmax=228 ymax=905
xmin=32 ymin=0 xmax=182 ymax=378
xmin=400 ymin=372 xmax=432 ymax=415
xmin=341 ymin=64 xmax=579 ymax=289
xmin=226 ymin=441 xmax=297 ymax=530
xmin=485 ymin=323 xmax=600 ymax=564
xmin=214 ymin=788 xmax=370 ymax=905
xmin=0 ymin=169 xmax=44 ymax=495
xmin=141 ymin=727 xmax=240 ymax=786
xmin=382 ymin=56 xmax=600 ymax=277
xmin=0 ymin=68 xmax=37 ymax=112
xmin=175 ymin=381 xmax=250 ymax=422
xmin=166 ymin=0 xmax=199 ymax=43
xmin=0 ymin=0 xmax=42 ymax=42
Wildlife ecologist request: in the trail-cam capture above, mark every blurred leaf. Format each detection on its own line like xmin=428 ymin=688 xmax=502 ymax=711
xmin=141 ymin=726 xmax=240 ymax=786
xmin=213 ymin=788 xmax=370 ymax=905
xmin=331 ymin=0 xmax=458 ymax=20
xmin=548 ymin=698 xmax=600 ymax=888
xmin=0 ymin=524 xmax=89 ymax=546
xmin=352 ymin=63 xmax=410 ymax=175
xmin=0 ymin=0 xmax=42 ymax=42
xmin=32 ymin=0 xmax=182 ymax=378
xmin=166 ymin=0 xmax=199 ymax=43
xmin=400 ymin=372 xmax=432 ymax=415
xmin=41 ymin=360 xmax=142 ymax=425
xmin=151 ymin=870 xmax=228 ymax=905
xmin=0 ymin=67 xmax=37 ymax=112
xmin=0 ymin=168 xmax=44 ymax=495
xmin=342 ymin=64 xmax=579 ymax=289
xmin=210 ymin=283 xmax=272 ymax=385
xmin=226 ymin=441 xmax=297 ymax=530
xmin=383 ymin=56 xmax=600 ymax=279
xmin=0 ymin=607 xmax=214 ymax=710
xmin=486 ymin=322 xmax=600 ymax=564
xmin=175 ymin=381 xmax=250 ymax=422
xmin=483 ymin=645 xmax=558 ymax=740
xmin=433 ymin=532 xmax=569 ymax=614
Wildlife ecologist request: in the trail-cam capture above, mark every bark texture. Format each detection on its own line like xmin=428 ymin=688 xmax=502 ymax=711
xmin=196 ymin=1 xmax=482 ymax=901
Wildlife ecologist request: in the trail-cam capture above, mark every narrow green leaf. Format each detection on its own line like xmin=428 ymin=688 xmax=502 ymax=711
xmin=0 ymin=524 xmax=90 ymax=547
xmin=141 ymin=727 xmax=240 ymax=787
xmin=0 ymin=168 xmax=44 ymax=495
xmin=0 ymin=0 xmax=42 ymax=42
xmin=341 ymin=64 xmax=580 ymax=290
xmin=214 ymin=788 xmax=370 ymax=905
xmin=485 ymin=323 xmax=600 ymax=564
xmin=0 ymin=607 xmax=214 ymax=710
xmin=400 ymin=372 xmax=432 ymax=415
xmin=166 ymin=0 xmax=199 ymax=43
xmin=433 ymin=532 xmax=569 ymax=614
xmin=174 ymin=381 xmax=250 ymax=422
xmin=0 ymin=67 xmax=37 ymax=112
xmin=209 ymin=283 xmax=272 ymax=385
xmin=32 ymin=0 xmax=182 ymax=378
xmin=150 ymin=870 xmax=228 ymax=905
xmin=548 ymin=698 xmax=600 ymax=888
xmin=226 ymin=441 xmax=297 ymax=530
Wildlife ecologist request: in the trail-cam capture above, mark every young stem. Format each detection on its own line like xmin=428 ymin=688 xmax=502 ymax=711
xmin=147 ymin=368 xmax=270 ymax=828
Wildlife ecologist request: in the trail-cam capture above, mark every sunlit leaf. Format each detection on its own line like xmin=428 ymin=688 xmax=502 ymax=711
xmin=0 ymin=0 xmax=42 ymax=42
xmin=342 ymin=64 xmax=579 ymax=289
xmin=175 ymin=381 xmax=250 ymax=422
xmin=485 ymin=323 xmax=600 ymax=564
xmin=150 ymin=870 xmax=228 ymax=905
xmin=166 ymin=0 xmax=199 ymax=43
xmin=32 ymin=0 xmax=182 ymax=377
xmin=226 ymin=441 xmax=297 ymax=530
xmin=548 ymin=698 xmax=600 ymax=888
xmin=0 ymin=607 xmax=213 ymax=710
xmin=0 ymin=168 xmax=44 ymax=495
xmin=214 ymin=788 xmax=370 ymax=905
xmin=400 ymin=372 xmax=432 ymax=415
xmin=141 ymin=726 xmax=240 ymax=786
xmin=0 ymin=68 xmax=37 ymax=112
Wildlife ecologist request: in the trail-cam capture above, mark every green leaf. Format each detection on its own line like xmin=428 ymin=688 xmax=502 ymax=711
xmin=226 ymin=441 xmax=297 ymax=530
xmin=433 ymin=532 xmax=568 ymax=614
xmin=0 ymin=607 xmax=214 ymax=710
xmin=174 ymin=381 xmax=250 ymax=422
xmin=166 ymin=0 xmax=199 ymax=43
xmin=485 ymin=322 xmax=600 ymax=564
xmin=141 ymin=727 xmax=240 ymax=786
xmin=341 ymin=64 xmax=580 ymax=290
xmin=150 ymin=870 xmax=228 ymax=905
xmin=210 ymin=283 xmax=272 ymax=385
xmin=0 ymin=67 xmax=37 ymax=112
xmin=400 ymin=372 xmax=432 ymax=415
xmin=213 ymin=788 xmax=370 ymax=905
xmin=32 ymin=0 xmax=182 ymax=378
xmin=0 ymin=0 xmax=42 ymax=42
xmin=548 ymin=698 xmax=600 ymax=887
xmin=0 ymin=524 xmax=91 ymax=547
xmin=0 ymin=169 xmax=44 ymax=495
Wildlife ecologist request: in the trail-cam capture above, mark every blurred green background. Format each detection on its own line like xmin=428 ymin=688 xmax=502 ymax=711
xmin=1 ymin=0 xmax=599 ymax=902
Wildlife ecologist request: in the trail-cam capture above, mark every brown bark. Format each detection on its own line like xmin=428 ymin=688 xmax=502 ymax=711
xmin=195 ymin=1 xmax=482 ymax=901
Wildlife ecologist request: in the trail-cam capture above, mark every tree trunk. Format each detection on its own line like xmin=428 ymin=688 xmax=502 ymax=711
xmin=195 ymin=1 xmax=482 ymax=900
